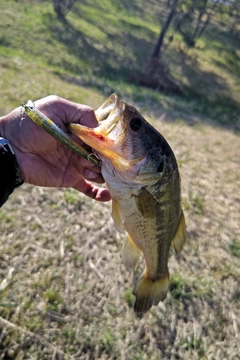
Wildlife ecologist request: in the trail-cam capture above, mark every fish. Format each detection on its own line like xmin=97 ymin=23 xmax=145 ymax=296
xmin=69 ymin=94 xmax=186 ymax=314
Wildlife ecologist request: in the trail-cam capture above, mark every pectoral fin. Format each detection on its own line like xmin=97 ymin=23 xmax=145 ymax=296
xmin=135 ymin=188 xmax=158 ymax=219
xmin=122 ymin=233 xmax=141 ymax=271
xmin=172 ymin=211 xmax=186 ymax=254
xmin=112 ymin=198 xmax=125 ymax=234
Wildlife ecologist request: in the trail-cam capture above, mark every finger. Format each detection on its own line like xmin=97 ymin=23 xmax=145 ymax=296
xmin=80 ymin=157 xmax=102 ymax=173
xmin=83 ymin=168 xmax=105 ymax=184
xmin=86 ymin=186 xmax=112 ymax=202
xmin=79 ymin=108 xmax=98 ymax=128
xmin=36 ymin=95 xmax=99 ymax=128
xmin=74 ymin=181 xmax=111 ymax=202
xmin=59 ymin=98 xmax=98 ymax=128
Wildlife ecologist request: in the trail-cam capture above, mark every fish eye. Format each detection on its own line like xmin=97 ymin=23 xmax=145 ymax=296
xmin=157 ymin=160 xmax=164 ymax=173
xmin=130 ymin=117 xmax=142 ymax=131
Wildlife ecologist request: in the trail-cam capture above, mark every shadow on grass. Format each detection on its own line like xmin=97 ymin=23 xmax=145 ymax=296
xmin=49 ymin=11 xmax=154 ymax=80
xmin=47 ymin=11 xmax=240 ymax=130
xmin=176 ymin=53 xmax=240 ymax=128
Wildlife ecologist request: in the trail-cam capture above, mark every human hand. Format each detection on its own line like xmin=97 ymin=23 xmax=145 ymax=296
xmin=0 ymin=95 xmax=111 ymax=202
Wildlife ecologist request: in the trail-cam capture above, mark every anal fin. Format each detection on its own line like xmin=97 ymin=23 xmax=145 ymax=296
xmin=122 ymin=233 xmax=141 ymax=271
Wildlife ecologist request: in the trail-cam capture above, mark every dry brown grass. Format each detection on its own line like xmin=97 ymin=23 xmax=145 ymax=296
xmin=0 ymin=112 xmax=239 ymax=359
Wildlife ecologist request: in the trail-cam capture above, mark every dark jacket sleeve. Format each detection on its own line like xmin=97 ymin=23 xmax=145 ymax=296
xmin=0 ymin=143 xmax=16 ymax=207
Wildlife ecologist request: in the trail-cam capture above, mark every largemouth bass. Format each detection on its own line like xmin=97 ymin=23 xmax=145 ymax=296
xmin=70 ymin=94 xmax=186 ymax=313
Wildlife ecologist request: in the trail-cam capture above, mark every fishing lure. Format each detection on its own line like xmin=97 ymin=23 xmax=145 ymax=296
xmin=22 ymin=101 xmax=101 ymax=166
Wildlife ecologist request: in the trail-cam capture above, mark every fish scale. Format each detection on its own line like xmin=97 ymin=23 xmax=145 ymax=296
xmin=70 ymin=94 xmax=186 ymax=314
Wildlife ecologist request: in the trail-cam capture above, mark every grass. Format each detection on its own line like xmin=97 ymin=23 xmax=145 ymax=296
xmin=0 ymin=0 xmax=240 ymax=126
xmin=0 ymin=0 xmax=240 ymax=359
xmin=229 ymin=240 xmax=240 ymax=258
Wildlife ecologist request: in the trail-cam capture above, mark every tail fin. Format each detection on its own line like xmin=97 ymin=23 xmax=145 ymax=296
xmin=133 ymin=272 xmax=169 ymax=314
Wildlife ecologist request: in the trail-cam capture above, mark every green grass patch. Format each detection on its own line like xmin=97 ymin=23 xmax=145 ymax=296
xmin=64 ymin=188 xmax=82 ymax=206
xmin=182 ymin=191 xmax=204 ymax=215
xmin=124 ymin=288 xmax=135 ymax=308
xmin=0 ymin=0 xmax=239 ymax=127
xmin=229 ymin=240 xmax=240 ymax=258
xmin=170 ymin=274 xmax=193 ymax=300
xmin=0 ymin=211 xmax=13 ymax=223
xmin=43 ymin=288 xmax=63 ymax=311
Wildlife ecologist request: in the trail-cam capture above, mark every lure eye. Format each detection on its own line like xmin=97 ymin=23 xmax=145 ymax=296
xmin=130 ymin=117 xmax=142 ymax=131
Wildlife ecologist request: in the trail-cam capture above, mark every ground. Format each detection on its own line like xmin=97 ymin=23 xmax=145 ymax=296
xmin=0 ymin=1 xmax=240 ymax=358
xmin=0 ymin=107 xmax=239 ymax=359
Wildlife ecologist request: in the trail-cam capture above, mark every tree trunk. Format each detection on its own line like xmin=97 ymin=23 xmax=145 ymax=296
xmin=152 ymin=0 xmax=179 ymax=59
xmin=53 ymin=0 xmax=76 ymax=18
xmin=192 ymin=0 xmax=217 ymax=40
xmin=129 ymin=0 xmax=182 ymax=94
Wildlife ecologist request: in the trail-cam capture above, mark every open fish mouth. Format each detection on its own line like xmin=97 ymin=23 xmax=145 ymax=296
xmin=92 ymin=93 xmax=124 ymax=136
xmin=69 ymin=94 xmax=151 ymax=174
xmin=69 ymin=94 xmax=128 ymax=166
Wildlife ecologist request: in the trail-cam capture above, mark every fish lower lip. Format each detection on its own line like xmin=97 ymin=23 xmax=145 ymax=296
xmin=69 ymin=123 xmax=117 ymax=160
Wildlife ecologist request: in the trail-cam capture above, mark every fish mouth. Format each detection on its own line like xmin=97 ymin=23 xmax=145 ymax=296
xmin=70 ymin=94 xmax=155 ymax=182
xmin=69 ymin=94 xmax=127 ymax=165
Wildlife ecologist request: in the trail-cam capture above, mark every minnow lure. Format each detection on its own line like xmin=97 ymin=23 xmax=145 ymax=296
xmin=22 ymin=101 xmax=101 ymax=166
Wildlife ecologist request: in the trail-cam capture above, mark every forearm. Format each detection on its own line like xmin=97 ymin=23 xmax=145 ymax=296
xmin=0 ymin=118 xmax=24 ymax=208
